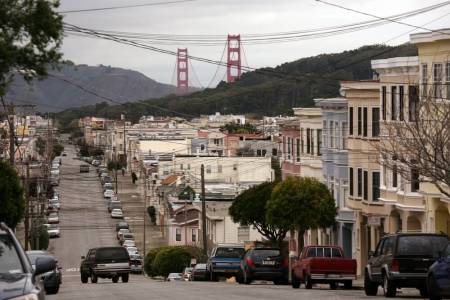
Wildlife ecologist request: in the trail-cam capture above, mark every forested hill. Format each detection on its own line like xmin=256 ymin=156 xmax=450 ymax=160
xmin=56 ymin=44 xmax=417 ymax=129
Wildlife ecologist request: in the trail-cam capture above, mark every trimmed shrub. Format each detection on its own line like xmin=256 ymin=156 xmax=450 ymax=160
xmin=152 ymin=247 xmax=191 ymax=278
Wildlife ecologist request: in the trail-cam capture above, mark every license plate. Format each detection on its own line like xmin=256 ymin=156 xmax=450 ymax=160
xmin=262 ymin=261 xmax=275 ymax=266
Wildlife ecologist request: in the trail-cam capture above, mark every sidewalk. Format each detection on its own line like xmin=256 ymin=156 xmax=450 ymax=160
xmin=117 ymin=173 xmax=167 ymax=256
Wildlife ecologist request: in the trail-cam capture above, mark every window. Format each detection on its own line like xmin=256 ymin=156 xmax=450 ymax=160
xmin=180 ymin=164 xmax=184 ymax=170
xmin=317 ymin=130 xmax=322 ymax=156
xmin=192 ymin=229 xmax=197 ymax=242
xmin=200 ymin=144 xmax=205 ymax=151
xmin=349 ymin=167 xmax=354 ymax=196
xmin=391 ymin=86 xmax=397 ymax=120
xmin=322 ymin=121 xmax=327 ymax=147
xmin=218 ymin=165 xmax=222 ymax=173
xmin=257 ymin=149 xmax=262 ymax=156
xmin=357 ymin=107 xmax=362 ymax=136
xmin=300 ymin=128 xmax=304 ymax=154
xmin=382 ymin=237 xmax=394 ymax=255
xmin=342 ymin=122 xmax=348 ymax=149
xmin=310 ymin=129 xmax=315 ymax=155
xmin=349 ymin=107 xmax=354 ymax=135
xmin=238 ymin=226 xmax=250 ymax=242
xmin=408 ymin=85 xmax=419 ymax=122
xmin=363 ymin=107 xmax=368 ymax=137
xmin=357 ymin=168 xmax=362 ymax=197
xmin=329 ymin=122 xmax=334 ymax=148
xmin=392 ymin=157 xmax=398 ymax=188
xmin=372 ymin=171 xmax=380 ymax=202
xmin=291 ymin=137 xmax=294 ymax=159
xmin=372 ymin=107 xmax=380 ymax=137
xmin=399 ymin=86 xmax=404 ymax=121
xmin=176 ymin=228 xmax=181 ymax=241
xmin=206 ymin=165 xmax=211 ymax=174
xmin=421 ymin=63 xmax=428 ymax=98
xmin=306 ymin=128 xmax=311 ymax=154
xmin=382 ymin=86 xmax=387 ymax=120
xmin=296 ymin=139 xmax=300 ymax=162
xmin=334 ymin=121 xmax=339 ymax=149
xmin=411 ymin=166 xmax=420 ymax=192
xmin=434 ymin=63 xmax=443 ymax=99
xmin=363 ymin=170 xmax=368 ymax=200
xmin=287 ymin=137 xmax=291 ymax=159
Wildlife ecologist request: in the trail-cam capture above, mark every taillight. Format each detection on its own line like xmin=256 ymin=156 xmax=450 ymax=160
xmin=282 ymin=258 xmax=289 ymax=268
xmin=391 ymin=259 xmax=399 ymax=272
xmin=247 ymin=257 xmax=255 ymax=268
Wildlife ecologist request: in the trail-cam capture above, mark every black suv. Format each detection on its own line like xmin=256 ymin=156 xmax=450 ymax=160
xmin=240 ymin=247 xmax=288 ymax=285
xmin=364 ymin=233 xmax=449 ymax=298
xmin=0 ymin=222 xmax=56 ymax=300
xmin=80 ymin=247 xmax=131 ymax=283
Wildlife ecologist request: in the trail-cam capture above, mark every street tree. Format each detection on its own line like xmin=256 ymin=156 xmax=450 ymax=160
xmin=0 ymin=0 xmax=63 ymax=96
xmin=0 ymin=160 xmax=25 ymax=228
xmin=229 ymin=181 xmax=288 ymax=246
xmin=266 ymin=176 xmax=336 ymax=250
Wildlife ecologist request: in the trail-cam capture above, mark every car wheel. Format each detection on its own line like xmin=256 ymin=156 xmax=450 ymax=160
xmin=112 ymin=276 xmax=119 ymax=283
xmin=91 ymin=274 xmax=98 ymax=283
xmin=344 ymin=280 xmax=353 ymax=290
xmin=291 ymin=273 xmax=301 ymax=289
xmin=364 ymin=270 xmax=378 ymax=296
xmin=210 ymin=272 xmax=219 ymax=282
xmin=81 ymin=273 xmax=88 ymax=284
xmin=383 ymin=274 xmax=396 ymax=298
xmin=45 ymin=284 xmax=60 ymax=295
xmin=304 ymin=274 xmax=313 ymax=289
xmin=122 ymin=273 xmax=129 ymax=283
xmin=428 ymin=275 xmax=442 ymax=300
xmin=329 ymin=282 xmax=338 ymax=290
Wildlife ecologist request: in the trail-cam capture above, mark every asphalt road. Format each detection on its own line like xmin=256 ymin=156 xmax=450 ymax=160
xmin=47 ymin=145 xmax=424 ymax=300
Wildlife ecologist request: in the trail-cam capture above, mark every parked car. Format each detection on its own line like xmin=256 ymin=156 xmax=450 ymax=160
xmin=45 ymin=224 xmax=61 ymax=238
xmin=167 ymin=273 xmax=183 ymax=281
xmin=427 ymin=241 xmax=450 ymax=300
xmin=80 ymin=165 xmax=90 ymax=173
xmin=126 ymin=247 xmax=139 ymax=256
xmin=49 ymin=176 xmax=59 ymax=186
xmin=122 ymin=240 xmax=136 ymax=248
xmin=27 ymin=250 xmax=62 ymax=294
xmin=80 ymin=247 xmax=130 ymax=283
xmin=62 ymin=152 xmax=67 ymax=156
xmin=120 ymin=233 xmax=134 ymax=245
xmin=0 ymin=222 xmax=56 ymax=299
xmin=130 ymin=255 xmax=143 ymax=274
xmin=108 ymin=200 xmax=122 ymax=213
xmin=292 ymin=245 xmax=356 ymax=290
xmin=92 ymin=160 xmax=100 ymax=167
xmin=207 ymin=243 xmax=245 ymax=281
xmin=182 ymin=267 xmax=193 ymax=281
xmin=116 ymin=221 xmax=129 ymax=232
xmin=103 ymin=182 xmax=113 ymax=191
xmin=47 ymin=212 xmax=59 ymax=224
xmin=117 ymin=228 xmax=130 ymax=240
xmin=48 ymin=199 xmax=60 ymax=210
xmin=191 ymin=264 xmax=209 ymax=281
xmin=104 ymin=189 xmax=115 ymax=199
xmin=240 ymin=247 xmax=288 ymax=285
xmin=111 ymin=208 xmax=123 ymax=219
xmin=364 ymin=233 xmax=449 ymax=298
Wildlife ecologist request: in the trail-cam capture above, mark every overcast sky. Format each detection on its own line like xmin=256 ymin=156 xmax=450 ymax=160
xmin=59 ymin=0 xmax=450 ymax=87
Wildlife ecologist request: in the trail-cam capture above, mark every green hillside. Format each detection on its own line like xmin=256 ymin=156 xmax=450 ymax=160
xmin=56 ymin=43 xmax=417 ymax=129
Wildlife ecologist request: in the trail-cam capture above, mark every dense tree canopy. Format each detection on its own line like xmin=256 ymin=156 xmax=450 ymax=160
xmin=0 ymin=0 xmax=63 ymax=96
xmin=229 ymin=181 xmax=287 ymax=246
xmin=0 ymin=161 xmax=25 ymax=228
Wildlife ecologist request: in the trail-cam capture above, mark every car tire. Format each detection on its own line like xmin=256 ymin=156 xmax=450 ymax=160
xmin=291 ymin=273 xmax=301 ymax=289
xmin=210 ymin=272 xmax=219 ymax=282
xmin=81 ymin=273 xmax=88 ymax=284
xmin=428 ymin=275 xmax=442 ymax=300
xmin=46 ymin=284 xmax=60 ymax=295
xmin=329 ymin=282 xmax=338 ymax=290
xmin=304 ymin=274 xmax=313 ymax=289
xmin=383 ymin=274 xmax=396 ymax=298
xmin=91 ymin=274 xmax=98 ymax=284
xmin=112 ymin=276 xmax=119 ymax=283
xmin=364 ymin=270 xmax=378 ymax=296
xmin=344 ymin=280 xmax=353 ymax=290
xmin=122 ymin=273 xmax=129 ymax=283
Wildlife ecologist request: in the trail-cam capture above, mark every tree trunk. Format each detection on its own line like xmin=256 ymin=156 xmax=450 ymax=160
xmin=297 ymin=228 xmax=305 ymax=254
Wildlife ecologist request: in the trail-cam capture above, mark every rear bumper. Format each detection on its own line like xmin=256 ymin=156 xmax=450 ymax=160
xmin=93 ymin=267 xmax=130 ymax=276
xmin=310 ymin=273 xmax=356 ymax=281
xmin=389 ymin=272 xmax=427 ymax=287
xmin=247 ymin=270 xmax=287 ymax=280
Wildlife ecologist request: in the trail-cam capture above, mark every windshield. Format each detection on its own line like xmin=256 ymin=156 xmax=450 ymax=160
xmin=397 ymin=235 xmax=448 ymax=257
xmin=0 ymin=234 xmax=24 ymax=274
xmin=96 ymin=248 xmax=129 ymax=261
xmin=195 ymin=264 xmax=207 ymax=269
xmin=215 ymin=247 xmax=245 ymax=258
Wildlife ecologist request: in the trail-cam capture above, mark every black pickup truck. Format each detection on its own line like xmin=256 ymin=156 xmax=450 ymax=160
xmin=80 ymin=247 xmax=131 ymax=284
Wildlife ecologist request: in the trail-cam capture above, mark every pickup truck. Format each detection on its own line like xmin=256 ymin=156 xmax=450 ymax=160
xmin=292 ymin=245 xmax=357 ymax=290
xmin=207 ymin=244 xmax=245 ymax=281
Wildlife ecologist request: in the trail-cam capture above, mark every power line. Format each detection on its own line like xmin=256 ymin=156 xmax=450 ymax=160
xmin=59 ymin=0 xmax=198 ymax=14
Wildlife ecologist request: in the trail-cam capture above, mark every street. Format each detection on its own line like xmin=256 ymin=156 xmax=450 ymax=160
xmin=46 ymin=145 xmax=424 ymax=300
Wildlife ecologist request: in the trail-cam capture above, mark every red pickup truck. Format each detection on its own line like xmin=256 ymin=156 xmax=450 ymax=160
xmin=291 ymin=245 xmax=357 ymax=290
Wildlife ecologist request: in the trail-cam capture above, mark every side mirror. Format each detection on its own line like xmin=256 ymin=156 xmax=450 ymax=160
xmin=34 ymin=256 xmax=56 ymax=276
xmin=81 ymin=256 xmax=85 ymax=260
xmin=368 ymin=251 xmax=375 ymax=257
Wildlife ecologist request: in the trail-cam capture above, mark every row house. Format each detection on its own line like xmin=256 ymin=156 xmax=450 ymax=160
xmin=280 ymin=120 xmax=301 ymax=179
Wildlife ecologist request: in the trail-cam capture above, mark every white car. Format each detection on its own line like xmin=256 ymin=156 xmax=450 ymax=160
xmin=103 ymin=182 xmax=113 ymax=191
xmin=104 ymin=189 xmax=115 ymax=199
xmin=167 ymin=273 xmax=183 ymax=281
xmin=117 ymin=228 xmax=130 ymax=240
xmin=122 ymin=240 xmax=136 ymax=248
xmin=111 ymin=208 xmax=123 ymax=219
xmin=46 ymin=224 xmax=61 ymax=238
xmin=47 ymin=212 xmax=59 ymax=224
xmin=126 ymin=247 xmax=139 ymax=256
xmin=48 ymin=200 xmax=60 ymax=210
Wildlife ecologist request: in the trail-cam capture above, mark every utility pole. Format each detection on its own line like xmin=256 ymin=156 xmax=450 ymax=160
xmin=143 ymin=165 xmax=147 ymax=262
xmin=9 ymin=113 xmax=14 ymax=165
xmin=23 ymin=162 xmax=30 ymax=250
xmin=201 ymin=164 xmax=207 ymax=256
